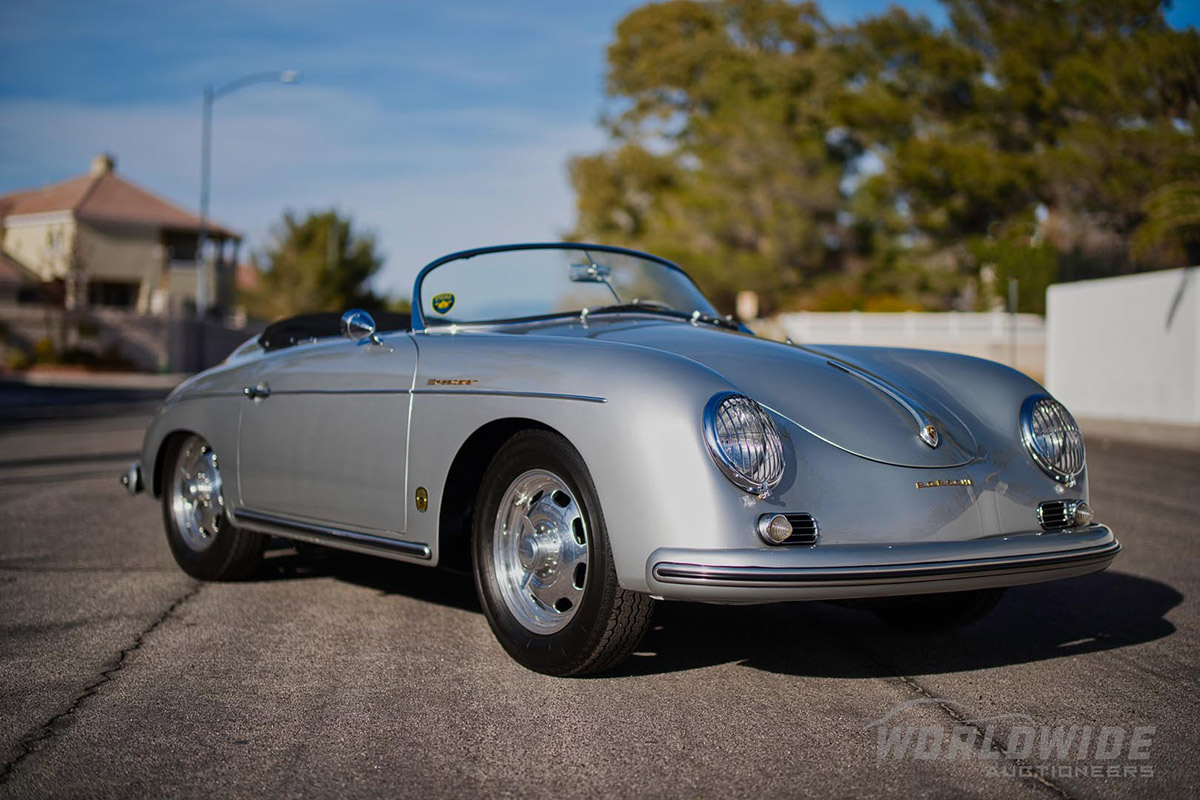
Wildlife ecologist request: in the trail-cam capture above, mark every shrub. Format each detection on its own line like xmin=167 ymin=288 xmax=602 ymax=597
xmin=96 ymin=344 xmax=134 ymax=371
xmin=4 ymin=348 xmax=32 ymax=370
xmin=32 ymin=337 xmax=57 ymax=364
xmin=60 ymin=348 xmax=99 ymax=367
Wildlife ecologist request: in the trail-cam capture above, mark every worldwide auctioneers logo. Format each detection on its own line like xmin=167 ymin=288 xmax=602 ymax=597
xmin=865 ymin=699 xmax=1156 ymax=780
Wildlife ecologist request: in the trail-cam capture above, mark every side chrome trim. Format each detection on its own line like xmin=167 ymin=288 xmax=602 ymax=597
xmin=412 ymin=388 xmax=607 ymax=403
xmin=259 ymin=389 xmax=410 ymax=396
xmin=233 ymin=509 xmax=431 ymax=560
xmin=827 ymin=359 xmax=940 ymax=448
xmin=652 ymin=540 xmax=1121 ymax=587
xmin=230 ymin=388 xmax=606 ymax=403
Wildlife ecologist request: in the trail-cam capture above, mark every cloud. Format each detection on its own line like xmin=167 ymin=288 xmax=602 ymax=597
xmin=0 ymin=87 xmax=605 ymax=297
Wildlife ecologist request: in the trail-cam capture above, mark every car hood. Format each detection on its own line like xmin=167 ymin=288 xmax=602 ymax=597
xmin=570 ymin=318 xmax=978 ymax=468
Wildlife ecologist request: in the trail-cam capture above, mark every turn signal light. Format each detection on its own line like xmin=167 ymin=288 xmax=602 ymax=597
xmin=757 ymin=513 xmax=793 ymax=545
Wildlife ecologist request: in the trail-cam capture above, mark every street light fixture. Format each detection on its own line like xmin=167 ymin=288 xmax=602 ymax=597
xmin=195 ymin=69 xmax=301 ymax=319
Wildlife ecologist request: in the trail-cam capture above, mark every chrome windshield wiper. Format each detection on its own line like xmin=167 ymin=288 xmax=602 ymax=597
xmin=687 ymin=309 xmax=740 ymax=330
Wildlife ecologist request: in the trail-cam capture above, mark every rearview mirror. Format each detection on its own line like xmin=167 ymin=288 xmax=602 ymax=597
xmin=569 ymin=262 xmax=612 ymax=283
xmin=341 ymin=309 xmax=380 ymax=345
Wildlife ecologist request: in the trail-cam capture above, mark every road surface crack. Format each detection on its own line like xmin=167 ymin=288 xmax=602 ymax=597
xmin=804 ymin=611 xmax=1075 ymax=799
xmin=891 ymin=672 xmax=1073 ymax=799
xmin=0 ymin=581 xmax=203 ymax=785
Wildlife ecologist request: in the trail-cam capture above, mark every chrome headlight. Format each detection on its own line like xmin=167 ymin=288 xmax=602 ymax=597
xmin=1021 ymin=394 xmax=1085 ymax=486
xmin=703 ymin=392 xmax=785 ymax=496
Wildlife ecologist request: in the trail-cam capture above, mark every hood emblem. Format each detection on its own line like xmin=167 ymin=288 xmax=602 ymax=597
xmin=921 ymin=424 xmax=939 ymax=448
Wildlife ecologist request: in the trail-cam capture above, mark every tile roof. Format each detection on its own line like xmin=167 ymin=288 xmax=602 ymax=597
xmin=0 ymin=167 xmax=238 ymax=238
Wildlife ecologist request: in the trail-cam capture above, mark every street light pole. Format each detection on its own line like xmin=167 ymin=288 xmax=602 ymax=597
xmin=194 ymin=69 xmax=300 ymax=320
xmin=192 ymin=69 xmax=299 ymax=372
xmin=196 ymin=83 xmax=214 ymax=317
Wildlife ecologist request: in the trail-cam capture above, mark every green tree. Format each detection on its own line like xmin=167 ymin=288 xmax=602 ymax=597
xmin=242 ymin=209 xmax=385 ymax=321
xmin=1134 ymin=153 xmax=1200 ymax=264
xmin=572 ymin=0 xmax=1200 ymax=313
xmin=570 ymin=0 xmax=848 ymax=312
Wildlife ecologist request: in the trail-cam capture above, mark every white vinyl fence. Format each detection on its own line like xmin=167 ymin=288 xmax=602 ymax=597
xmin=766 ymin=311 xmax=1046 ymax=376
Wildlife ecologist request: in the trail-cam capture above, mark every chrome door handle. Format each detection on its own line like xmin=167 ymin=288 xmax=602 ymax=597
xmin=243 ymin=383 xmax=271 ymax=400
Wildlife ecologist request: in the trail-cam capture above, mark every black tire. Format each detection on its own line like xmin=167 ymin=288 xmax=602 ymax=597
xmin=472 ymin=429 xmax=653 ymax=676
xmin=162 ymin=434 xmax=264 ymax=581
xmin=872 ymin=588 xmax=1006 ymax=631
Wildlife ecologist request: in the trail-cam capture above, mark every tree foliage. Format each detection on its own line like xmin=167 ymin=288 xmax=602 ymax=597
xmin=242 ymin=209 xmax=385 ymax=321
xmin=569 ymin=0 xmax=1200 ymax=313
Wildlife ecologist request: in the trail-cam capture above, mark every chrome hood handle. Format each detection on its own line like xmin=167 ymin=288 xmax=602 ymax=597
xmin=826 ymin=360 xmax=939 ymax=448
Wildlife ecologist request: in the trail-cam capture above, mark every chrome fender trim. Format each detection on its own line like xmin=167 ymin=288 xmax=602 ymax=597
xmin=233 ymin=508 xmax=431 ymax=560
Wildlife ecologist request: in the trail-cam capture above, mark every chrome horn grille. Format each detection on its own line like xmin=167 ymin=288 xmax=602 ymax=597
xmin=781 ymin=513 xmax=820 ymax=545
xmin=1037 ymin=500 xmax=1072 ymax=530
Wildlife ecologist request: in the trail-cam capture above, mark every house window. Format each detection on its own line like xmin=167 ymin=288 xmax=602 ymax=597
xmin=89 ymin=281 xmax=139 ymax=308
xmin=163 ymin=231 xmax=199 ymax=263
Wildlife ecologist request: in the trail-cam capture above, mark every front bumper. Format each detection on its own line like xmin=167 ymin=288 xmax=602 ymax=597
xmin=647 ymin=524 xmax=1119 ymax=603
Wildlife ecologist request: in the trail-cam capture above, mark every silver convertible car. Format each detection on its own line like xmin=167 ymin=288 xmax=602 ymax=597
xmin=123 ymin=243 xmax=1119 ymax=675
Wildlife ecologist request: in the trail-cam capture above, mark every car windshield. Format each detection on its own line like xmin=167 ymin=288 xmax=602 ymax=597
xmin=416 ymin=246 xmax=720 ymax=327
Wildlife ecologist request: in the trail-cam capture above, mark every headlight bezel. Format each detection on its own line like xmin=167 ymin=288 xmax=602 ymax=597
xmin=703 ymin=391 xmax=786 ymax=496
xmin=1020 ymin=394 xmax=1085 ymax=486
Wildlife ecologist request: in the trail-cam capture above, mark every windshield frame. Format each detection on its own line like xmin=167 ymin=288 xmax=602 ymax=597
xmin=411 ymin=242 xmax=711 ymax=332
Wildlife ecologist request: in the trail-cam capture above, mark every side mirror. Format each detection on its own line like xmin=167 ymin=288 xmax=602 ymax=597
xmin=341 ymin=309 xmax=380 ymax=345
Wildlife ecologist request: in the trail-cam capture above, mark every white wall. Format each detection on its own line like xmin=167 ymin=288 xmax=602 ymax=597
xmin=1047 ymin=268 xmax=1199 ymax=424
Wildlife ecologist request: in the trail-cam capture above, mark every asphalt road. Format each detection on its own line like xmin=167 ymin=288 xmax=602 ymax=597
xmin=0 ymin=412 xmax=1196 ymax=799
xmin=0 ymin=384 xmax=167 ymax=425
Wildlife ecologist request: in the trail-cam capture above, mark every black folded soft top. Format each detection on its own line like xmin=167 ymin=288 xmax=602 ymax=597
xmin=258 ymin=311 xmax=412 ymax=352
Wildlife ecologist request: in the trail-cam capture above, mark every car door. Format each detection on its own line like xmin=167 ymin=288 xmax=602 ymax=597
xmin=236 ymin=331 xmax=417 ymax=536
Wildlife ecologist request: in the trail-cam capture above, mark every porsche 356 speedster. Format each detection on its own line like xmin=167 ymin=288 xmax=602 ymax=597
xmin=123 ymin=243 xmax=1119 ymax=675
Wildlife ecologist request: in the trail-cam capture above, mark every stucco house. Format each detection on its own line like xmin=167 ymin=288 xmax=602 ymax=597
xmin=0 ymin=154 xmax=240 ymax=315
xmin=0 ymin=249 xmax=42 ymax=305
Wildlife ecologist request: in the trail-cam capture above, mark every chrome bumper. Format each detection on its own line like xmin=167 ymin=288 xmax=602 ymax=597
xmin=647 ymin=524 xmax=1120 ymax=603
xmin=120 ymin=461 xmax=143 ymax=496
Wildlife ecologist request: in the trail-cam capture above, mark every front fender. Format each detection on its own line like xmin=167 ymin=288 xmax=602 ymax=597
xmin=405 ymin=333 xmax=762 ymax=592
xmin=140 ymin=359 xmax=259 ymax=501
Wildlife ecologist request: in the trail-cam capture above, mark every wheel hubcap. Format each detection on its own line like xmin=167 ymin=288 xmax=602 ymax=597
xmin=170 ymin=436 xmax=225 ymax=553
xmin=493 ymin=469 xmax=589 ymax=634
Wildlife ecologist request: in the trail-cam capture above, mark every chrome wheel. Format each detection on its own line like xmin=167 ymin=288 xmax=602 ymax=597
xmin=493 ymin=469 xmax=589 ymax=634
xmin=170 ymin=435 xmax=226 ymax=553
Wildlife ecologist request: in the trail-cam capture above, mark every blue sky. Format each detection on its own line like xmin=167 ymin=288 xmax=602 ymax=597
xmin=1 ymin=0 xmax=1195 ymax=298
